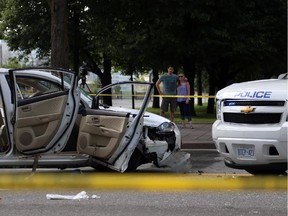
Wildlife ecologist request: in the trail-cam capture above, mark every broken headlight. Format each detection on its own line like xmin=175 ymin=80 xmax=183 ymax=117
xmin=157 ymin=122 xmax=175 ymax=133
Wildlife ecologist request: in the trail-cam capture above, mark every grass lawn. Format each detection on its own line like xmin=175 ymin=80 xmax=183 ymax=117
xmin=146 ymin=104 xmax=216 ymax=124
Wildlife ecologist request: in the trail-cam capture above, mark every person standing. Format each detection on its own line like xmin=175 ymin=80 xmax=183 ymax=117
xmin=156 ymin=65 xmax=178 ymax=122
xmin=177 ymin=73 xmax=193 ymax=128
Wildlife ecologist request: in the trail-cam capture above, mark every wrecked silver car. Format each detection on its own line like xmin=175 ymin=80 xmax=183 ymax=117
xmin=0 ymin=67 xmax=190 ymax=172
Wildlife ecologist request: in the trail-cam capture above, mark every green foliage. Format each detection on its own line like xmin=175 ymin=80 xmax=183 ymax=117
xmin=0 ymin=0 xmax=286 ymax=96
xmin=1 ymin=57 xmax=28 ymax=68
xmin=113 ymin=85 xmax=121 ymax=94
xmin=0 ymin=0 xmax=50 ymax=57
xmin=87 ymin=79 xmax=100 ymax=93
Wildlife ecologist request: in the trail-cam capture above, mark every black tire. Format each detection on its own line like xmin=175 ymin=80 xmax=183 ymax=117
xmin=125 ymin=149 xmax=143 ymax=172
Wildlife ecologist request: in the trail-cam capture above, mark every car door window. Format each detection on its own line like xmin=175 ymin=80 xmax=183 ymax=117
xmin=16 ymin=77 xmax=62 ymax=99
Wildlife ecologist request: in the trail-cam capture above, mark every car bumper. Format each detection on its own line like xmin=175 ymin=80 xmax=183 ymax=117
xmin=212 ymin=120 xmax=288 ymax=166
xmin=224 ymin=160 xmax=287 ymax=171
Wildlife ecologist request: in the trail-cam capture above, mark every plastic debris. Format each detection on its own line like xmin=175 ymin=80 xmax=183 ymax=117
xmin=91 ymin=194 xmax=101 ymax=199
xmin=46 ymin=191 xmax=100 ymax=200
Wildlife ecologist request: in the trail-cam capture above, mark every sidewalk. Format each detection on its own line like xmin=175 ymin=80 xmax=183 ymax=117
xmin=178 ymin=123 xmax=215 ymax=149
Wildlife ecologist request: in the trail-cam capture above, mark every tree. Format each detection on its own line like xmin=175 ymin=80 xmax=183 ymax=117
xmin=47 ymin=0 xmax=69 ymax=68
xmin=1 ymin=0 xmax=286 ymax=112
xmin=0 ymin=0 xmax=51 ymax=58
xmin=187 ymin=0 xmax=287 ymax=113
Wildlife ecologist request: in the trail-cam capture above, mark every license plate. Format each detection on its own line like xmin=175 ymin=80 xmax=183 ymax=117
xmin=236 ymin=146 xmax=255 ymax=158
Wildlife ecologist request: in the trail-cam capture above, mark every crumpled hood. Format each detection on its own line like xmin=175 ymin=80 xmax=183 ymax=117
xmin=217 ymin=79 xmax=288 ymax=101
xmin=103 ymin=106 xmax=170 ymax=127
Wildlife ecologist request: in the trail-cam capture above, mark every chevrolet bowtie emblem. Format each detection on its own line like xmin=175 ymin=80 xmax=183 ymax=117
xmin=241 ymin=106 xmax=255 ymax=113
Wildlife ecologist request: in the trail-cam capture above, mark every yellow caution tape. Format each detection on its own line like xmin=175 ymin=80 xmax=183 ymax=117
xmin=89 ymin=94 xmax=215 ymax=98
xmin=0 ymin=173 xmax=286 ymax=191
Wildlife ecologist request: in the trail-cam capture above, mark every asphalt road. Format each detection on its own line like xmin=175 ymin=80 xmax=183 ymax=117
xmin=0 ymin=190 xmax=286 ymax=216
xmin=0 ymin=150 xmax=286 ymax=216
xmin=136 ymin=149 xmax=249 ymax=174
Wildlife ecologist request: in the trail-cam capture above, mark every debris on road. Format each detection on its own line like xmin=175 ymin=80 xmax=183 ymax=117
xmin=46 ymin=191 xmax=100 ymax=200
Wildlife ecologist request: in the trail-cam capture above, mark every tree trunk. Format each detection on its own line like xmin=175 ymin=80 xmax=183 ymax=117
xmin=152 ymin=68 xmax=160 ymax=108
xmin=49 ymin=0 xmax=69 ymax=69
xmin=85 ymin=53 xmax=102 ymax=79
xmin=72 ymin=6 xmax=80 ymax=73
xmin=216 ymin=60 xmax=231 ymax=91
xmin=102 ymin=54 xmax=112 ymax=106
xmin=130 ymin=73 xmax=135 ymax=109
xmin=183 ymin=58 xmax=196 ymax=116
xmin=197 ymin=69 xmax=203 ymax=106
xmin=207 ymin=65 xmax=216 ymax=114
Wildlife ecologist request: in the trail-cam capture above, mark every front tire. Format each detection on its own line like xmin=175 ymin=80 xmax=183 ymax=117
xmin=125 ymin=149 xmax=144 ymax=172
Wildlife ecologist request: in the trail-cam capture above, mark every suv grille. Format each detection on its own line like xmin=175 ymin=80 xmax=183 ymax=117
xmin=223 ymin=113 xmax=282 ymax=124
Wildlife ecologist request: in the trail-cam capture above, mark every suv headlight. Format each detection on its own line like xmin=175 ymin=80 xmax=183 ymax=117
xmin=216 ymin=99 xmax=222 ymax=120
xmin=157 ymin=122 xmax=175 ymax=132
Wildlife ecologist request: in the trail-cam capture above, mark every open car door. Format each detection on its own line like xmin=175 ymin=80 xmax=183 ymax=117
xmin=8 ymin=68 xmax=80 ymax=155
xmin=77 ymin=81 xmax=153 ymax=172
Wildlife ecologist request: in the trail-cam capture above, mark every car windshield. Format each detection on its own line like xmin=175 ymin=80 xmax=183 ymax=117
xmin=79 ymin=88 xmax=92 ymax=100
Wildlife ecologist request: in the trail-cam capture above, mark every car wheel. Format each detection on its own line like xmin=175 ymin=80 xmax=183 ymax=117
xmin=245 ymin=169 xmax=287 ymax=175
xmin=125 ymin=149 xmax=143 ymax=172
